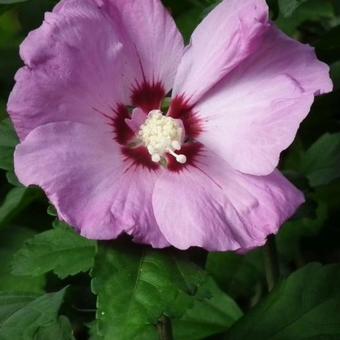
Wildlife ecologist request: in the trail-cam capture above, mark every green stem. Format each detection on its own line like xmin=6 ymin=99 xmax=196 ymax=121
xmin=264 ymin=235 xmax=280 ymax=292
xmin=157 ymin=315 xmax=173 ymax=340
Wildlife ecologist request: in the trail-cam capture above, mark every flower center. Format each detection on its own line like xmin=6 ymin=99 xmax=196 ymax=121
xmin=138 ymin=110 xmax=187 ymax=164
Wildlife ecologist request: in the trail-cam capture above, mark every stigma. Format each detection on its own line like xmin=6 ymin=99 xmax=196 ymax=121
xmin=138 ymin=110 xmax=187 ymax=164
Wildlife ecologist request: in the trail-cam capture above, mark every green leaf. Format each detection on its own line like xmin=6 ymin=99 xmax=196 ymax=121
xmin=47 ymin=204 xmax=58 ymax=217
xmin=278 ymin=0 xmax=309 ymax=17
xmin=0 ymin=118 xmax=18 ymax=172
xmin=0 ymin=187 xmax=40 ymax=229
xmin=5 ymin=171 xmax=21 ymax=187
xmin=174 ymin=0 xmax=219 ymax=42
xmin=0 ymin=289 xmax=74 ymax=340
xmin=0 ymin=0 xmax=27 ymax=4
xmin=34 ymin=316 xmax=75 ymax=340
xmin=0 ymin=227 xmax=45 ymax=293
xmin=277 ymin=198 xmax=327 ymax=261
xmin=176 ymin=7 xmax=203 ymax=42
xmin=173 ymin=278 xmax=243 ymax=340
xmin=91 ymin=245 xmax=242 ymax=340
xmin=88 ymin=321 xmax=103 ymax=340
xmin=206 ymin=250 xmax=265 ymax=299
xmin=300 ymin=133 xmax=340 ymax=187
xmin=226 ymin=263 xmax=340 ymax=340
xmin=276 ymin=0 xmax=334 ymax=36
xmin=12 ymin=222 xmax=97 ymax=279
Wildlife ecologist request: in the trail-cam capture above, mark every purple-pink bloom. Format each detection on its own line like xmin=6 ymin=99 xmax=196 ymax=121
xmin=8 ymin=0 xmax=332 ymax=251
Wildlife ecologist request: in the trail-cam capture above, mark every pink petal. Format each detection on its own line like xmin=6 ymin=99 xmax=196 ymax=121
xmin=152 ymin=150 xmax=304 ymax=252
xmin=196 ymin=27 xmax=332 ymax=176
xmin=98 ymin=0 xmax=184 ymax=94
xmin=172 ymin=0 xmax=269 ymax=104
xmin=15 ymin=122 xmax=126 ymax=239
xmin=110 ymin=167 xmax=170 ymax=248
xmin=125 ymin=108 xmax=147 ymax=132
xmin=15 ymin=121 xmax=168 ymax=246
xmin=8 ymin=0 xmax=128 ymax=140
xmin=8 ymin=0 xmax=184 ymax=140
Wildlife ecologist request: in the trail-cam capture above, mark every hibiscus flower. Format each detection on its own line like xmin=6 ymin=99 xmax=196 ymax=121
xmin=8 ymin=0 xmax=332 ymax=251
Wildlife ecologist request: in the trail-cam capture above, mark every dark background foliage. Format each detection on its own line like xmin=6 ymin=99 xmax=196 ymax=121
xmin=0 ymin=0 xmax=340 ymax=339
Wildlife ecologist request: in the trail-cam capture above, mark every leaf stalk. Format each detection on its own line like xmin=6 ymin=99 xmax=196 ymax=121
xmin=264 ymin=235 xmax=280 ymax=291
xmin=157 ymin=315 xmax=173 ymax=340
